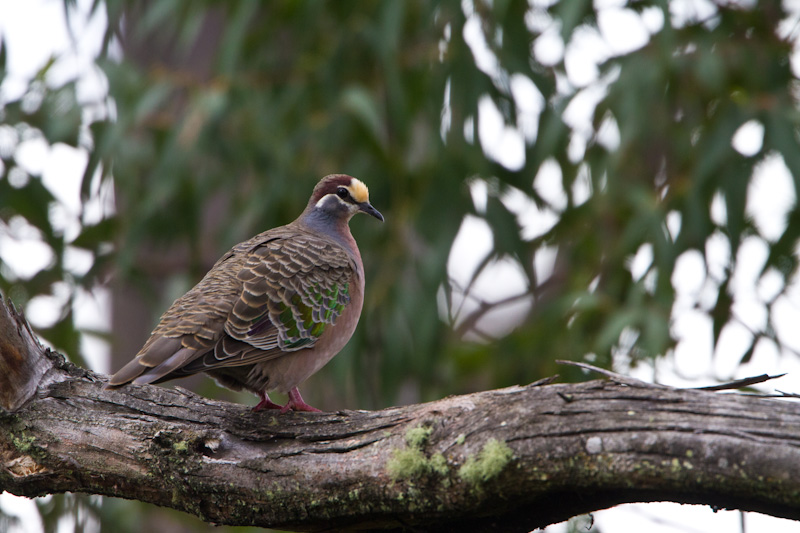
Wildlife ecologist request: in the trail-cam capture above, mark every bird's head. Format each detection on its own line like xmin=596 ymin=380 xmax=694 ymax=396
xmin=309 ymin=174 xmax=384 ymax=222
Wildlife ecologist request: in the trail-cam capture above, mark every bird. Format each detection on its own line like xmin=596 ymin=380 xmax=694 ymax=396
xmin=105 ymin=174 xmax=383 ymax=413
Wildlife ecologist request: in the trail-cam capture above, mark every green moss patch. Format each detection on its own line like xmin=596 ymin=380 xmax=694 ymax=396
xmin=405 ymin=425 xmax=433 ymax=448
xmin=386 ymin=424 xmax=449 ymax=481
xmin=458 ymin=438 xmax=514 ymax=485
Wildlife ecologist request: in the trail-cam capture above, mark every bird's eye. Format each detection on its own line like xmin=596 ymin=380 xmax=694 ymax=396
xmin=336 ymin=187 xmax=349 ymax=199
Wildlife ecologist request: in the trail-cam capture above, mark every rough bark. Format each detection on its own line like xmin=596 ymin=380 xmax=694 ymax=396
xmin=2 ymin=294 xmax=800 ymax=532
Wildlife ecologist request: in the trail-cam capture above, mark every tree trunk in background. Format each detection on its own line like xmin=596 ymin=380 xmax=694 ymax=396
xmin=109 ymin=6 xmax=225 ymax=387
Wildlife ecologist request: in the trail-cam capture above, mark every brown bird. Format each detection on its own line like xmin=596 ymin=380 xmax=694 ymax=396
xmin=106 ymin=174 xmax=383 ymax=412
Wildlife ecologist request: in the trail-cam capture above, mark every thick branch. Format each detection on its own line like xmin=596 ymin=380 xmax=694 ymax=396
xmin=0 ymin=297 xmax=52 ymax=412
xmin=2 ymin=294 xmax=800 ymax=532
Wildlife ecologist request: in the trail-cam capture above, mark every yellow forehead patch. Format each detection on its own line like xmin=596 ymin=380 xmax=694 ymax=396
xmin=347 ymin=178 xmax=370 ymax=203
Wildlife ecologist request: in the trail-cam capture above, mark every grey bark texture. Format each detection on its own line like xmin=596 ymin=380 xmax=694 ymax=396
xmin=1 ymin=293 xmax=800 ymax=532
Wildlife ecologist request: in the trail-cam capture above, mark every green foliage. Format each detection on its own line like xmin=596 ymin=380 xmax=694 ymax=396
xmin=0 ymin=54 xmax=107 ymax=365
xmin=92 ymin=0 xmax=468 ymax=403
xmin=5 ymin=0 xmax=800 ymax=398
xmin=4 ymin=0 xmax=800 ymax=414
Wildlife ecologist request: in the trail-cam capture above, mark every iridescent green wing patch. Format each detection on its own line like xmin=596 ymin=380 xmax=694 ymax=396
xmin=312 ymin=283 xmax=349 ymax=323
xmin=226 ymin=233 xmax=355 ymax=355
xmin=279 ymin=282 xmax=350 ymax=348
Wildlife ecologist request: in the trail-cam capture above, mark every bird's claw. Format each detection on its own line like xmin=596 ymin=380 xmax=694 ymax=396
xmin=254 ymin=388 xmax=322 ymax=413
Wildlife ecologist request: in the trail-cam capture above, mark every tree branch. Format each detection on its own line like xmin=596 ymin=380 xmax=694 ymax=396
xmin=3 ymin=293 xmax=800 ymax=532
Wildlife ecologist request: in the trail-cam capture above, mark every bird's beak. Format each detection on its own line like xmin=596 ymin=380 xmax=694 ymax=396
xmin=358 ymin=202 xmax=384 ymax=222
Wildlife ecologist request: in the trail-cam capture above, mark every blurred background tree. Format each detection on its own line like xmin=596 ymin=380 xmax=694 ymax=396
xmin=2 ymin=0 xmax=800 ymax=531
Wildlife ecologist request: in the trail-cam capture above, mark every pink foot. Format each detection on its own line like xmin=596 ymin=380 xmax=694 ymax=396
xmin=253 ymin=391 xmax=283 ymax=411
xmin=279 ymin=387 xmax=322 ymax=413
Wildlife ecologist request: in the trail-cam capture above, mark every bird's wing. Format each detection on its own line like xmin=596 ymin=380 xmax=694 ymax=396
xmin=105 ymin=249 xmax=243 ymax=386
xmin=106 ymin=231 xmax=355 ymax=386
xmin=178 ymin=232 xmax=355 ymax=373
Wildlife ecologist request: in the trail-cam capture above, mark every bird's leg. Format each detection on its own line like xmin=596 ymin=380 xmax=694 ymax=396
xmin=281 ymin=387 xmax=322 ymax=413
xmin=253 ymin=391 xmax=283 ymax=411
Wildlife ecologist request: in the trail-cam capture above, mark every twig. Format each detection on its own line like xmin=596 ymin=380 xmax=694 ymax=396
xmin=453 ymin=290 xmax=534 ymax=338
xmin=695 ymin=374 xmax=786 ymax=391
xmin=529 ymin=375 xmax=559 ymax=387
xmin=556 ymin=360 xmax=671 ymax=388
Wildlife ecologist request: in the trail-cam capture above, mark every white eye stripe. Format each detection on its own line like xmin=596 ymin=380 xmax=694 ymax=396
xmin=315 ymin=193 xmax=351 ymax=208
xmin=315 ymin=194 xmax=333 ymax=208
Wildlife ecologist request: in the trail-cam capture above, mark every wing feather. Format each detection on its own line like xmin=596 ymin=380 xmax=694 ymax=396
xmin=107 ymin=229 xmax=356 ymax=386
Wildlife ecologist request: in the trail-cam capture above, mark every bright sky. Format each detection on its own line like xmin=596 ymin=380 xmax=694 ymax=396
xmin=1 ymin=1 xmax=799 ymax=532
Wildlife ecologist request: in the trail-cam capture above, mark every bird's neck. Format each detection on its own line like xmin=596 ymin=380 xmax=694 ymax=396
xmin=296 ymin=208 xmax=360 ymax=259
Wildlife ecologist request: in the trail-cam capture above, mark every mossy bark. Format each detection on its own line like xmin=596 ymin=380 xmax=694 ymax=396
xmin=2 ymin=294 xmax=800 ymax=531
